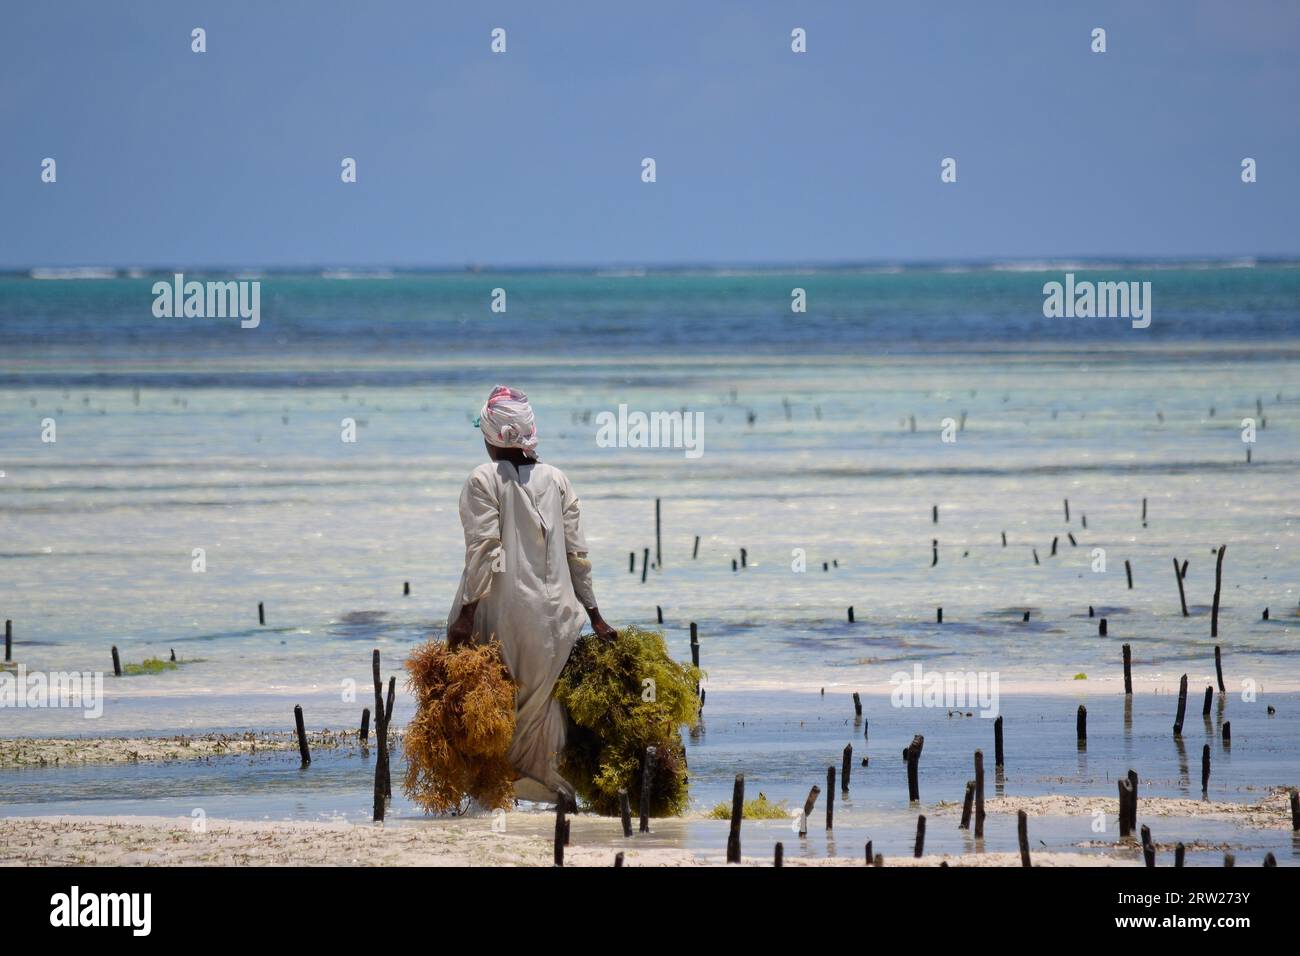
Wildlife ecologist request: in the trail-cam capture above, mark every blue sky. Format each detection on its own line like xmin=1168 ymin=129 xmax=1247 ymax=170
xmin=2 ymin=1 xmax=1297 ymax=268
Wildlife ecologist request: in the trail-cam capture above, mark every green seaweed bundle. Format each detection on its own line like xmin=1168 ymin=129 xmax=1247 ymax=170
xmin=553 ymin=625 xmax=702 ymax=816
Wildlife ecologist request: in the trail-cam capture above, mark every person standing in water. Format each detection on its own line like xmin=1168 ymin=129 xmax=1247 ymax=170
xmin=447 ymin=385 xmax=616 ymax=804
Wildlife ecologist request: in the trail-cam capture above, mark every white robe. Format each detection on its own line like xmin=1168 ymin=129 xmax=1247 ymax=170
xmin=448 ymin=460 xmax=596 ymax=802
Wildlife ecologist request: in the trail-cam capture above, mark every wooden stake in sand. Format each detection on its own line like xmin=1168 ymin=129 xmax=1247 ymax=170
xmin=638 ymin=746 xmax=656 ymax=833
xmin=1076 ymin=705 xmax=1087 ymax=747
xmin=1017 ymin=810 xmax=1031 ymax=868
xmin=914 ymin=815 xmax=926 ymax=858
xmin=360 ymin=707 xmax=370 ymax=745
xmin=111 ymin=646 xmax=121 ymax=678
xmin=1125 ymin=560 xmax=1133 ymax=590
xmin=864 ymin=840 xmax=872 ymax=864
xmin=258 ymin=602 xmax=265 ymax=626
xmin=619 ymin=788 xmax=632 ymax=837
xmin=960 ymin=781 xmax=975 ymax=829
xmin=974 ymin=749 xmax=986 ymax=838
xmin=554 ymin=799 xmax=566 ymax=867
xmin=614 ymin=851 xmax=624 ymax=867
xmin=1141 ymin=826 xmax=1155 ymax=867
xmin=994 ymin=715 xmax=1004 ymax=768
xmin=905 ymin=735 xmax=924 ymax=802
xmin=1118 ymin=779 xmax=1133 ymax=839
xmin=1173 ymin=558 xmax=1188 ymax=616
xmin=294 ymin=705 xmax=311 ymax=767
xmin=1127 ymin=770 xmax=1139 ymax=832
xmin=726 ymin=773 xmax=744 ymax=863
xmin=1122 ymin=644 xmax=1132 ymax=695
xmin=826 ymin=766 xmax=836 ymax=829
xmin=1173 ymin=674 xmax=1188 ymax=735
xmin=1215 ymin=645 xmax=1225 ymax=694
xmin=1211 ymin=545 xmax=1226 ymax=638
xmin=1201 ymin=744 xmax=1210 ymax=794
xmin=372 ymin=649 xmax=387 ymax=823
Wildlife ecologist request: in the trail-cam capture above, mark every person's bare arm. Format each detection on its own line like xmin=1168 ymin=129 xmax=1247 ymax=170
xmin=448 ymin=600 xmax=479 ymax=649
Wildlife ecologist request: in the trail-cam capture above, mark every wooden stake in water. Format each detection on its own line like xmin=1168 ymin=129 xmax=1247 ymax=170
xmin=959 ymin=781 xmax=975 ymax=829
xmin=629 ymin=551 xmax=635 ymax=573
xmin=1017 ymin=810 xmax=1031 ymax=867
xmin=641 ymin=548 xmax=649 ymax=583
xmin=1215 ymin=645 xmax=1225 ymax=694
xmin=1222 ymin=721 xmax=1231 ymax=745
xmin=1201 ymin=744 xmax=1210 ymax=794
xmin=111 ymin=646 xmax=121 ymax=678
xmin=1122 ymin=643 xmax=1132 ymax=694
xmin=1141 ymin=826 xmax=1155 ymax=867
xmin=294 ymin=705 xmax=311 ymax=767
xmin=1173 ymin=557 xmax=1188 ymax=616
xmin=1125 ymin=560 xmax=1133 ymax=590
xmin=1099 ymin=618 xmax=1107 ymax=637
xmin=1211 ymin=545 xmax=1226 ymax=638
xmin=937 ymin=607 xmax=943 ymax=624
xmin=800 ymin=785 xmax=820 ymax=837
xmin=639 ymin=746 xmax=656 ymax=833
xmin=726 ymin=773 xmax=744 ymax=863
xmin=655 ymin=498 xmax=661 ymax=570
xmin=905 ymin=735 xmax=924 ymax=802
xmin=825 ymin=766 xmax=836 ymax=830
xmin=4 ymin=619 xmax=10 ymax=662
xmin=994 ymin=715 xmax=1005 ymax=768
xmin=1173 ymin=673 xmax=1188 ymax=735
xmin=360 ymin=707 xmax=370 ymax=745
xmin=614 ymin=851 xmax=624 ymax=867
xmin=774 ymin=842 xmax=783 ymax=867
xmin=656 ymin=605 xmax=663 ymax=624
xmin=1202 ymin=685 xmax=1213 ymax=717
xmin=852 ymin=692 xmax=862 ymax=718
xmin=847 ymin=606 xmax=854 ymax=623
xmin=258 ymin=602 xmax=265 ymax=626
xmin=974 ymin=750 xmax=986 ymax=838
xmin=914 ymin=815 xmax=926 ymax=858
xmin=1175 ymin=843 xmax=1186 ymax=867
xmin=842 ymin=744 xmax=852 ymax=791
xmin=403 ymin=581 xmax=410 ymax=596
xmin=1290 ymin=790 xmax=1299 ymax=831
xmin=692 ymin=535 xmax=700 ymax=560
xmin=1064 ymin=498 xmax=1069 ymax=522
xmin=1076 ymin=705 xmax=1087 ymax=747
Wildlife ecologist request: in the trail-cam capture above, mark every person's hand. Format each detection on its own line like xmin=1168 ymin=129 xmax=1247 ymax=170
xmin=587 ymin=607 xmax=617 ymax=641
xmin=448 ymin=602 xmax=478 ymax=649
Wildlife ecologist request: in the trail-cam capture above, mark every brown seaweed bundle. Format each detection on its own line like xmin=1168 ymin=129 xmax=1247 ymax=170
xmin=402 ymin=639 xmax=516 ymax=814
xmin=553 ymin=626 xmax=702 ymax=816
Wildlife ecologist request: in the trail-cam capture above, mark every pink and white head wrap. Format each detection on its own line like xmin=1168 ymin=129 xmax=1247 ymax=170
xmin=475 ymin=385 xmax=539 ymax=455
